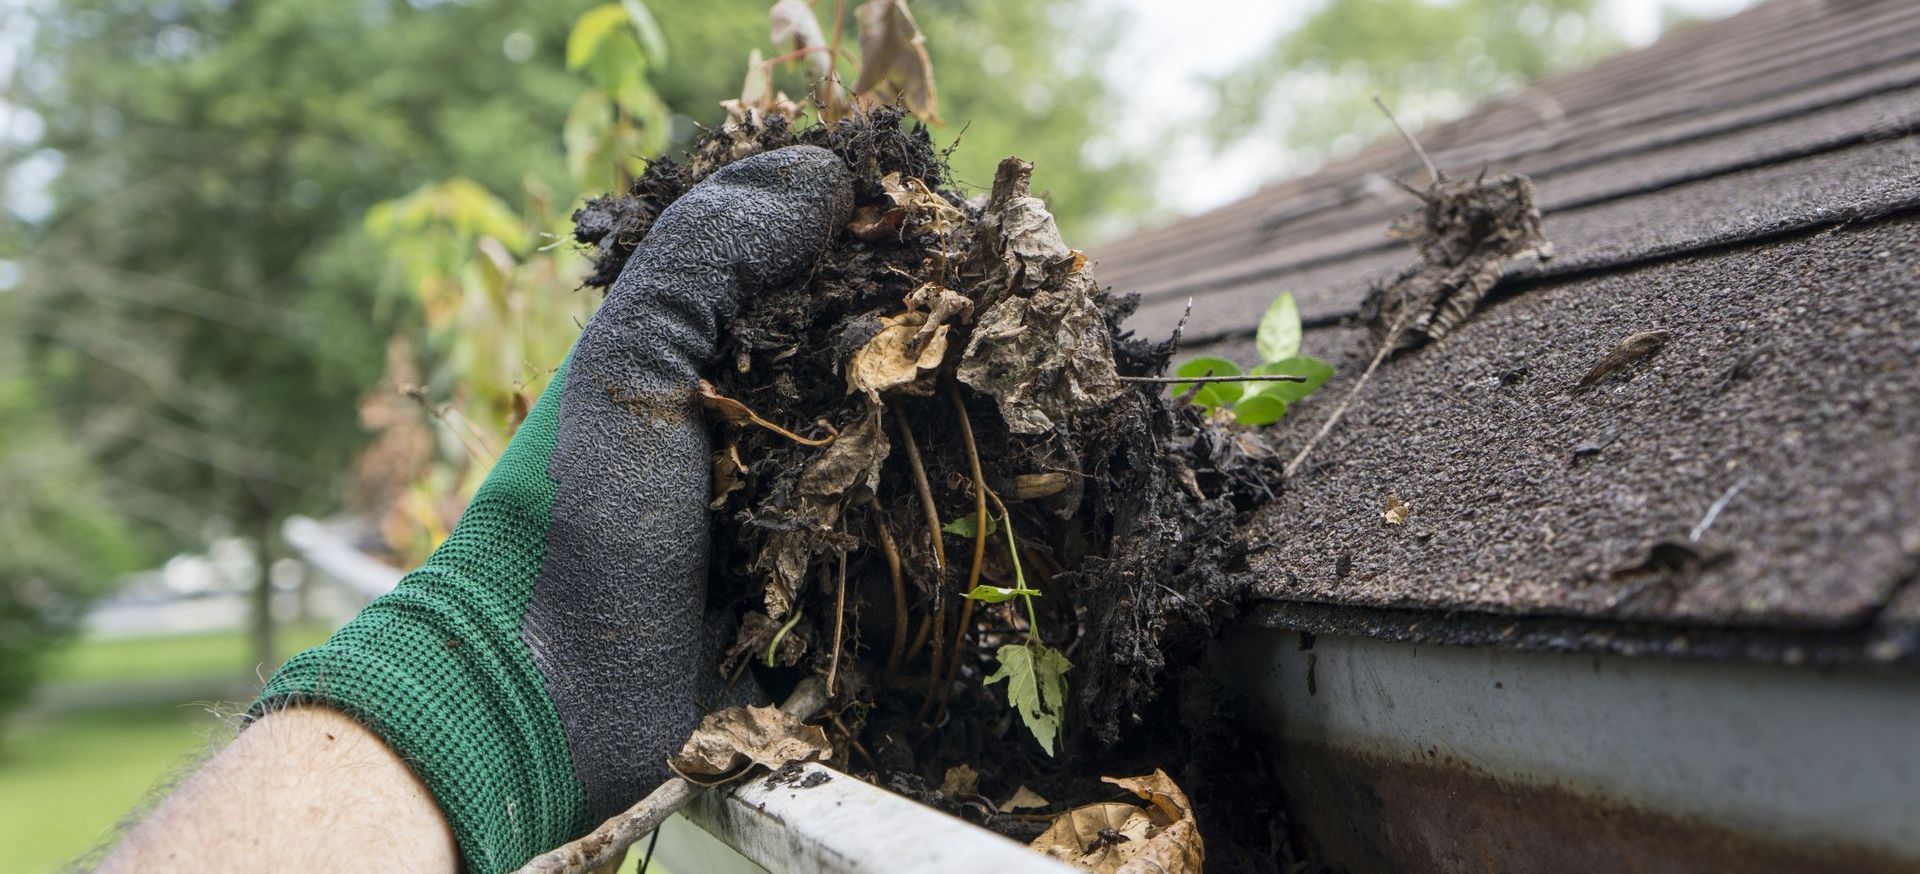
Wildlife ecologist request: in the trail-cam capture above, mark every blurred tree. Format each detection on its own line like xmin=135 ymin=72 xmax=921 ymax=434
xmin=1212 ymin=0 xmax=1619 ymax=161
xmin=0 ymin=0 xmax=1139 ymax=717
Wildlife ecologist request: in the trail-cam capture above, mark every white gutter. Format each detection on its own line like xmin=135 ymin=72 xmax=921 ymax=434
xmin=682 ymin=763 xmax=1078 ymax=874
xmin=281 ymin=515 xmax=403 ymax=599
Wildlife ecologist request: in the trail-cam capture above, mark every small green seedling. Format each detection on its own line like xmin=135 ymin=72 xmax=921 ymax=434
xmin=948 ymin=506 xmax=1069 ymax=755
xmin=1170 ymin=291 xmax=1333 ymax=425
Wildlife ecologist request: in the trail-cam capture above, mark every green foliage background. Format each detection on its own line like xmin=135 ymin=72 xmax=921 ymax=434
xmin=0 ymin=0 xmax=1145 ymax=722
xmin=0 ymin=0 xmax=1638 ymax=723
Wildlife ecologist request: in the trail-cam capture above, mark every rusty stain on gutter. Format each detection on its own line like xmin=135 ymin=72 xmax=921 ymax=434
xmin=1216 ymin=626 xmax=1920 ymax=871
xmin=1281 ymin=740 xmax=1916 ymax=874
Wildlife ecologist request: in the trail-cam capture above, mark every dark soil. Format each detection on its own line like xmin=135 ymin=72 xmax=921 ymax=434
xmin=573 ymin=110 xmax=1300 ymax=869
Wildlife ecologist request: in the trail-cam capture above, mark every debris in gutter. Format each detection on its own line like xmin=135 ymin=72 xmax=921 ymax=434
xmin=1383 ymin=494 xmax=1411 ymax=525
xmin=668 ymin=703 xmax=834 ymax=786
xmin=1031 ymin=770 xmax=1204 ymax=874
xmin=1285 ymin=99 xmax=1553 ymax=479
xmin=570 ymin=109 xmax=1291 ymax=864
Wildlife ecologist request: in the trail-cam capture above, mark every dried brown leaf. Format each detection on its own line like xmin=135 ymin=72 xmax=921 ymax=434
xmin=1011 ymin=472 xmax=1069 ymax=500
xmin=1000 ymin=785 xmax=1051 ymax=813
xmin=958 ymin=158 xmax=1122 ymax=433
xmin=759 ymin=409 xmax=890 ymax=618
xmin=711 ymin=443 xmax=748 ymax=510
xmin=1032 ymin=770 xmax=1203 ymax=874
xmin=881 ymin=172 xmax=964 ymax=237
xmin=667 ymin=704 xmax=831 ymax=786
xmin=1383 ymin=494 xmax=1410 ymax=526
xmin=846 ymin=312 xmax=949 ymax=400
xmin=852 ymin=0 xmax=940 ymax=123
xmin=939 ymin=763 xmax=980 ymax=798
xmin=697 ymin=380 xmax=756 ymax=425
xmin=848 ymin=203 xmax=904 ymax=241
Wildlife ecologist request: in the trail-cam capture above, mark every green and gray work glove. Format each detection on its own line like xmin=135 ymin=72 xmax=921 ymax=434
xmin=255 ymin=146 xmax=852 ymax=872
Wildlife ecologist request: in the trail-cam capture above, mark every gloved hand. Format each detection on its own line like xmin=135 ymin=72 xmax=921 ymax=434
xmin=255 ymin=146 xmax=852 ymax=873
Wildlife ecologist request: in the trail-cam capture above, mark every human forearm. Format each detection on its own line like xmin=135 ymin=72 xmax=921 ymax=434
xmin=99 ymin=706 xmax=457 ymax=873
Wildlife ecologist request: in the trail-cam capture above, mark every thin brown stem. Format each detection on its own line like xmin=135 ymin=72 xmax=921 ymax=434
xmin=1284 ymin=311 xmax=1409 ymax=479
xmin=867 ymin=497 xmax=910 ymax=678
xmin=936 ymin=381 xmax=989 ymax=721
xmin=1117 ymin=373 xmax=1307 ymax=385
xmin=516 ymin=680 xmax=828 ymax=874
xmin=905 ymin=613 xmax=932 ymax=663
xmin=890 ymin=403 xmax=945 ymax=573
xmin=1373 ymin=94 xmax=1441 ymax=185
xmin=826 ymin=550 xmax=848 ymax=696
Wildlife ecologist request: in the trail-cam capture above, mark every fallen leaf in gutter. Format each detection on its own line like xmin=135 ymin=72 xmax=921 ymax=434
xmin=939 ymin=763 xmax=980 ymax=798
xmin=1001 ymin=785 xmax=1051 ymax=813
xmin=667 ymin=704 xmax=831 ymax=787
xmin=1031 ymin=769 xmax=1204 ymax=873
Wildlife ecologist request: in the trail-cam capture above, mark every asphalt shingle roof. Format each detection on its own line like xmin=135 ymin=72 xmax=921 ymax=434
xmin=1092 ymin=0 xmax=1920 ymax=661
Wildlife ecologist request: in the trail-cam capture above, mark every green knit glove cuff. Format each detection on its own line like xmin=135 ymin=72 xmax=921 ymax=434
xmin=253 ymin=360 xmax=588 ymax=873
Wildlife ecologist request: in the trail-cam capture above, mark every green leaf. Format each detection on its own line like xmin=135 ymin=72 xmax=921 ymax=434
xmin=942 ymin=513 xmax=997 ymax=539
xmin=619 ymin=0 xmax=668 ymax=67
xmin=1232 ymin=394 xmax=1287 ymax=426
xmin=1170 ymin=356 xmax=1245 ymax=410
xmin=964 ymin=584 xmax=1021 ymax=603
xmin=567 ymin=5 xmax=631 ymax=71
xmin=984 ymin=642 xmax=1071 ymax=756
xmin=1256 ymin=292 xmax=1302 ymax=363
xmin=1251 ymin=355 xmax=1335 ymax=404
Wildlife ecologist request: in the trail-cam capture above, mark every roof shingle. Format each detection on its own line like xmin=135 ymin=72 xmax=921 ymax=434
xmin=1092 ymin=0 xmax=1920 ymax=655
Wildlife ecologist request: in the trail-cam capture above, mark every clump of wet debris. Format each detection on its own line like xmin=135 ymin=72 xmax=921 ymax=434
xmin=574 ymin=109 xmax=1294 ymax=869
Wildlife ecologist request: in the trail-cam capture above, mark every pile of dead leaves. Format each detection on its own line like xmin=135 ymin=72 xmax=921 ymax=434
xmin=573 ymin=108 xmax=1283 ymax=869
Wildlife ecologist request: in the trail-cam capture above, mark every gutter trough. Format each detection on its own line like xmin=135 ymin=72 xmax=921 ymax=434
xmin=1216 ymin=625 xmax=1920 ymax=872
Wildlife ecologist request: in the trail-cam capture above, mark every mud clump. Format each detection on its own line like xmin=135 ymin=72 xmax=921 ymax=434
xmin=575 ymin=109 xmax=1291 ymax=868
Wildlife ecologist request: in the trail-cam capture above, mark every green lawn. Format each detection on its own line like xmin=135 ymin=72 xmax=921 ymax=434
xmin=0 ymin=623 xmax=721 ymax=873
xmin=0 ymin=704 xmax=227 ymax=873
xmin=0 ymin=624 xmax=338 ymax=872
xmin=46 ymin=624 xmax=336 ymax=686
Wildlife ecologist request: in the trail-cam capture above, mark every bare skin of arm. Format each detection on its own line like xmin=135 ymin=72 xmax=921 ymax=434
xmin=99 ymin=706 xmax=458 ymax=873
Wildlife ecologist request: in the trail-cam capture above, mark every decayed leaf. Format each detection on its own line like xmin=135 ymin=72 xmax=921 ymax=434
xmin=1383 ymin=494 xmax=1410 ymax=525
xmin=848 ymin=203 xmax=904 ymax=241
xmin=667 ymin=703 xmax=832 ymax=786
xmin=959 ymin=279 xmax=1123 ymax=433
xmin=1011 ymin=472 xmax=1069 ymax=500
xmin=711 ymin=443 xmax=748 ymax=509
xmin=759 ymin=408 xmax=890 ymax=618
xmin=1000 ymin=785 xmax=1051 ymax=813
xmin=958 ymin=158 xmax=1123 ymax=433
xmin=852 ymin=0 xmax=940 ymax=122
xmin=984 ymin=641 xmax=1070 ymax=755
xmin=721 ymin=47 xmax=808 ymax=128
xmin=846 ymin=312 xmax=949 ymax=400
xmin=1031 ymin=770 xmax=1204 ymax=874
xmin=697 ymin=379 xmax=756 ymax=424
xmin=939 ymin=763 xmax=980 ymax=798
xmin=905 ymin=282 xmax=974 ymax=348
xmin=881 ymin=172 xmax=964 ymax=237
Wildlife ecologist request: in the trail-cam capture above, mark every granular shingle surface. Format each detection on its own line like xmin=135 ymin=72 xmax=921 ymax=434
xmin=1092 ymin=0 xmax=1920 ymax=656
